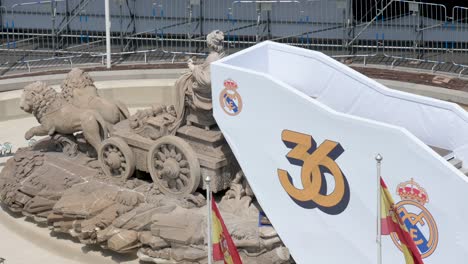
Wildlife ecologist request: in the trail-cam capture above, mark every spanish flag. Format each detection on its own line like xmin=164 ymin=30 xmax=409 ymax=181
xmin=380 ymin=177 xmax=424 ymax=264
xmin=211 ymin=198 xmax=243 ymax=264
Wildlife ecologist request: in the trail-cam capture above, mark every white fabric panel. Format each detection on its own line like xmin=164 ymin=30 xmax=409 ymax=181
xmin=317 ymin=71 xmax=466 ymax=157
xmin=211 ymin=41 xmax=468 ymax=264
xmin=225 ymin=42 xmax=468 ymax=164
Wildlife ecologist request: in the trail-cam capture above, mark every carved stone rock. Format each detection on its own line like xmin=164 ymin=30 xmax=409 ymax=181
xmin=0 ymin=145 xmax=292 ymax=263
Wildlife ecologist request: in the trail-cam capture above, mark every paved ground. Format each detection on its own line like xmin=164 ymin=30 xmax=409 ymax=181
xmin=0 ymin=116 xmax=37 ymax=171
xmin=0 ymin=205 xmax=139 ymax=264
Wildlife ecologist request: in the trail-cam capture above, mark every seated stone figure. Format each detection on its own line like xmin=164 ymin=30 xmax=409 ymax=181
xmin=20 ymin=81 xmax=108 ymax=154
xmin=171 ymin=30 xmax=225 ymax=131
xmin=61 ymin=68 xmax=130 ymax=129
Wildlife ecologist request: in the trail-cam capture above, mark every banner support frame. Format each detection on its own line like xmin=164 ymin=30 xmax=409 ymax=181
xmin=376 ymin=154 xmax=383 ymax=264
xmin=206 ymin=175 xmax=213 ymax=264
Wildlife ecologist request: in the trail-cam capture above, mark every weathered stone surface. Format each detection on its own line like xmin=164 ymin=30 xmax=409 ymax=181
xmin=54 ymin=181 xmax=123 ymax=217
xmin=113 ymin=204 xmax=177 ymax=231
xmin=171 ymin=246 xmax=206 ymax=262
xmin=107 ymin=229 xmax=140 ymax=252
xmin=139 ymin=231 xmax=169 ymax=249
xmin=23 ymin=195 xmax=56 ymax=214
xmin=152 ymin=207 xmax=205 ymax=245
xmin=259 ymin=226 xmax=278 ymax=239
xmin=0 ymin=148 xmax=93 ymax=214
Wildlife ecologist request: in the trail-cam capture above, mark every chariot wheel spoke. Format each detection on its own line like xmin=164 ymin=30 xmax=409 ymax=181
xmin=157 ymin=152 xmax=166 ymax=161
xmin=169 ymin=179 xmax=176 ymax=190
xmin=162 ymin=146 xmax=170 ymax=157
xmin=161 ymin=144 xmax=168 ymax=153
xmin=155 ymin=160 xmax=164 ymax=168
xmin=180 ymin=174 xmax=189 ymax=184
xmin=176 ymin=179 xmax=184 ymax=189
xmin=170 ymin=148 xmax=177 ymax=158
xmin=179 ymin=160 xmax=188 ymax=167
xmin=161 ymin=180 xmax=169 ymax=188
xmin=169 ymin=145 xmax=175 ymax=152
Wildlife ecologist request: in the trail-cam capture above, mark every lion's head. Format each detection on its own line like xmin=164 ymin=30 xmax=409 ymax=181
xmin=207 ymin=30 xmax=224 ymax=53
xmin=20 ymin=81 xmax=60 ymax=121
xmin=61 ymin=68 xmax=96 ymax=101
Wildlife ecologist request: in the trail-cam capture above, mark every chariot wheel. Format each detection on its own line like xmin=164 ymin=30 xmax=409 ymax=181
xmin=98 ymin=137 xmax=135 ymax=180
xmin=147 ymin=135 xmax=201 ymax=197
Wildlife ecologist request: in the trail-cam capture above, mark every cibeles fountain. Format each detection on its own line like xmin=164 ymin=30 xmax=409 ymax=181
xmin=0 ymin=30 xmax=292 ymax=263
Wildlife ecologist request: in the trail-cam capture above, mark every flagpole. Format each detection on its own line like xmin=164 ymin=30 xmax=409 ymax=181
xmin=205 ymin=175 xmax=213 ymax=264
xmin=375 ymin=154 xmax=383 ymax=264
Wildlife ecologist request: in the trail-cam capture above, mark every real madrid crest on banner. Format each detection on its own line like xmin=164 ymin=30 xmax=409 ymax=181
xmin=219 ymin=79 xmax=243 ymax=116
xmin=391 ymin=179 xmax=439 ymax=259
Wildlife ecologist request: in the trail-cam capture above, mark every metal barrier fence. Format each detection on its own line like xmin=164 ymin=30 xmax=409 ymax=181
xmin=452 ymin=6 xmax=468 ymax=75
xmin=1 ymin=0 xmax=468 ymax=76
xmin=375 ymin=1 xmax=448 ymax=70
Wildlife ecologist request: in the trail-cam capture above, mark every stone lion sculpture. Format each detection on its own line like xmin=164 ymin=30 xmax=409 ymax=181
xmin=20 ymin=81 xmax=108 ymax=153
xmin=61 ymin=68 xmax=130 ymax=129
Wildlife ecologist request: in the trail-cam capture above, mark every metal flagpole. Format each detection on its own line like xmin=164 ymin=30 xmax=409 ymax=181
xmin=375 ymin=154 xmax=383 ymax=264
xmin=205 ymin=175 xmax=212 ymax=264
xmin=104 ymin=0 xmax=112 ymax=69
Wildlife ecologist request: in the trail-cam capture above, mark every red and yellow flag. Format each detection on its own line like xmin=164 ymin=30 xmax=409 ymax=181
xmin=211 ymin=198 xmax=243 ymax=264
xmin=381 ymin=177 xmax=424 ymax=264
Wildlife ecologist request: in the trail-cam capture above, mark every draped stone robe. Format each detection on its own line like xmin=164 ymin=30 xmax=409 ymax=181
xmin=170 ymin=50 xmax=225 ymax=133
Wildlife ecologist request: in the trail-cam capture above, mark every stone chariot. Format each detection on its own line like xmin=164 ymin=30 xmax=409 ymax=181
xmin=98 ymin=106 xmax=238 ymax=198
xmin=98 ymin=30 xmax=237 ymax=198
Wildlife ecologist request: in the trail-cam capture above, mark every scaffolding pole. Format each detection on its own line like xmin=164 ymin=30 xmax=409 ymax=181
xmin=105 ymin=0 xmax=111 ymax=69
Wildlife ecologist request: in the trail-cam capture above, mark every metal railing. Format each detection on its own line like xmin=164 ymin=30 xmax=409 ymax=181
xmin=1 ymin=0 xmax=468 ymax=76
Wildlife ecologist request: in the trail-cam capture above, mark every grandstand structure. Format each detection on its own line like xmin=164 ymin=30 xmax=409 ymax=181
xmin=1 ymin=0 xmax=468 ymax=76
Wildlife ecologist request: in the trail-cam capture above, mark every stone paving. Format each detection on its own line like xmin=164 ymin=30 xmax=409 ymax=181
xmin=0 ymin=205 xmax=139 ymax=264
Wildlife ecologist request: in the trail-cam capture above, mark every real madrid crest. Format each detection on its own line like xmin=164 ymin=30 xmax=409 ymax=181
xmin=219 ymin=79 xmax=243 ymax=116
xmin=391 ymin=178 xmax=439 ymax=259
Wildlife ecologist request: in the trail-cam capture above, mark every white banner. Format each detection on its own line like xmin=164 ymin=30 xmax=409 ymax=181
xmin=211 ymin=41 xmax=468 ymax=264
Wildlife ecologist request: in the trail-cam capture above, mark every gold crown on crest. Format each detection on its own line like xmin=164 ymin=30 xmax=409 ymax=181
xmin=224 ymin=79 xmax=238 ymax=90
xmin=397 ymin=178 xmax=428 ymax=205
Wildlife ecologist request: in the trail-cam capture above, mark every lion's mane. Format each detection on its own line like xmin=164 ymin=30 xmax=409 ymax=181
xmin=60 ymin=68 xmax=95 ymax=102
xmin=24 ymin=81 xmax=62 ymax=121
